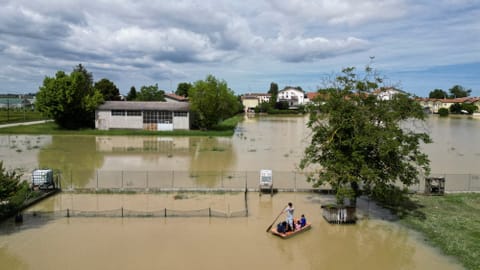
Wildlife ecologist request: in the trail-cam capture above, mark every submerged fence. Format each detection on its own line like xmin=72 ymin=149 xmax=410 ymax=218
xmin=21 ymin=207 xmax=248 ymax=219
xmin=56 ymin=170 xmax=319 ymax=192
xmin=53 ymin=170 xmax=480 ymax=193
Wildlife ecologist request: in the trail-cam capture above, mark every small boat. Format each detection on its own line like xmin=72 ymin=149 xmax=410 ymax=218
xmin=270 ymin=223 xmax=312 ymax=239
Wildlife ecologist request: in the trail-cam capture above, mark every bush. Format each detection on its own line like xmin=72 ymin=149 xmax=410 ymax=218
xmin=438 ymin=108 xmax=449 ymax=117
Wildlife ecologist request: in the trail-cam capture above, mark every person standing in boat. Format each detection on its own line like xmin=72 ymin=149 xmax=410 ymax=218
xmin=284 ymin=202 xmax=295 ymax=231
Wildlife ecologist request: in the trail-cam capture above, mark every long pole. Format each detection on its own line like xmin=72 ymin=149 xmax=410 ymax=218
xmin=266 ymin=206 xmax=286 ymax=232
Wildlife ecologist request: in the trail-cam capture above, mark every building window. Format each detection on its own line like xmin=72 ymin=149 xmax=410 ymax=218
xmin=158 ymin=111 xmax=172 ymax=123
xmin=112 ymin=110 xmax=125 ymax=116
xmin=143 ymin=111 xmax=172 ymax=124
xmin=127 ymin=110 xmax=141 ymax=116
xmin=174 ymin=111 xmax=187 ymax=117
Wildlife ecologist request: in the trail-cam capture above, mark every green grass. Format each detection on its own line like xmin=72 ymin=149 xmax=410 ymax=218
xmin=400 ymin=193 xmax=480 ymax=270
xmin=0 ymin=115 xmax=243 ymax=137
xmin=0 ymin=110 xmax=48 ymax=124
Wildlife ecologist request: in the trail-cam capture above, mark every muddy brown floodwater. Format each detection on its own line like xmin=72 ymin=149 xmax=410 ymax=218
xmin=1 ymin=115 xmax=478 ymax=269
xmin=0 ymin=192 xmax=463 ymax=270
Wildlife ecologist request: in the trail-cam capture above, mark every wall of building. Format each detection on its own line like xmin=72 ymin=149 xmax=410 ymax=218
xmin=173 ymin=113 xmax=189 ymax=130
xmin=95 ymin=111 xmax=143 ymax=130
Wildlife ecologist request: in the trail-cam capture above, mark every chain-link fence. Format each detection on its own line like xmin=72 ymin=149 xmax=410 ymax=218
xmin=56 ymin=170 xmax=321 ymax=192
xmin=40 ymin=169 xmax=480 ymax=193
xmin=21 ymin=207 xmax=247 ymax=219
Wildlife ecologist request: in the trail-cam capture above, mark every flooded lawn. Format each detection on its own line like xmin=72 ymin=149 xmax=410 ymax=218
xmin=0 ymin=192 xmax=463 ymax=270
xmin=1 ymin=115 xmax=478 ymax=269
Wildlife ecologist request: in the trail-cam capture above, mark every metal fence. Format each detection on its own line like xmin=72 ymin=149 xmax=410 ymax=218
xmin=57 ymin=170 xmax=319 ymax=192
xmin=21 ymin=207 xmax=248 ymax=220
xmin=50 ymin=170 xmax=480 ymax=193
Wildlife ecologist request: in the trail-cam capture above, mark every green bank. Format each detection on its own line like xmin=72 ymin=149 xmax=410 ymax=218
xmin=0 ymin=115 xmax=243 ymax=136
xmin=401 ymin=193 xmax=480 ymax=270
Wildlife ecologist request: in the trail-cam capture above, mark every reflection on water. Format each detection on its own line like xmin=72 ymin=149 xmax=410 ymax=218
xmin=0 ymin=115 xmax=479 ymax=188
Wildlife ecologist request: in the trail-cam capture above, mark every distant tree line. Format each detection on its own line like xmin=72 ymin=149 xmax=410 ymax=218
xmin=428 ymin=85 xmax=472 ymax=99
xmin=427 ymin=85 xmax=477 ymax=115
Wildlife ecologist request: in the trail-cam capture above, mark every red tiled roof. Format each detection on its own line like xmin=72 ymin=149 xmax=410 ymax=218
xmin=165 ymin=93 xmax=188 ymax=102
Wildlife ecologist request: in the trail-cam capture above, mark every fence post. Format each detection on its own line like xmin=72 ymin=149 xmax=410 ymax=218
xmin=121 ymin=170 xmax=124 ymax=190
xmin=468 ymin=173 xmax=472 ymax=191
xmin=67 ymin=208 xmax=70 ymax=218
xmin=146 ymin=171 xmax=149 ymax=191
xmin=245 ymin=171 xmax=248 ymax=190
xmin=292 ymin=171 xmax=297 ymax=192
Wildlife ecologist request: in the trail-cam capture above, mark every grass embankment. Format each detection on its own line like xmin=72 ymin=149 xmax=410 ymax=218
xmin=0 ymin=114 xmax=243 ymax=136
xmin=401 ymin=193 xmax=480 ymax=270
xmin=0 ymin=110 xmax=48 ymax=124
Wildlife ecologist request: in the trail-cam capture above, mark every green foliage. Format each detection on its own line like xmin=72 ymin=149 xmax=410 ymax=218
xmin=268 ymin=82 xmax=279 ymax=107
xmin=429 ymin=89 xmax=448 ymax=99
xmin=463 ymin=103 xmax=478 ymax=114
xmin=0 ymin=161 xmax=21 ymax=202
xmin=176 ymin=82 xmax=192 ymax=97
xmin=438 ymin=107 xmax=449 ymax=116
xmin=448 ymin=85 xmax=471 ymax=98
xmin=136 ymin=84 xmax=166 ymax=101
xmin=0 ymin=161 xmax=27 ymax=216
xmin=36 ymin=65 xmax=104 ymax=129
xmin=449 ymin=103 xmax=463 ymax=114
xmin=0 ymin=110 xmax=47 ymax=124
xmin=94 ymin=78 xmax=121 ymax=101
xmin=188 ymin=75 xmax=241 ymax=130
xmin=126 ymin=86 xmax=137 ymax=101
xmin=275 ymin=101 xmax=289 ymax=110
xmin=450 ymin=103 xmax=477 ymax=114
xmin=300 ymin=64 xmax=431 ymax=206
xmin=255 ymin=102 xmax=272 ymax=113
xmin=402 ymin=194 xmax=480 ymax=270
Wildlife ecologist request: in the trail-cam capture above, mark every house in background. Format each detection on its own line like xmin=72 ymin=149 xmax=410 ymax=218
xmin=95 ymin=101 xmax=190 ymax=131
xmin=417 ymin=97 xmax=480 ymax=114
xmin=241 ymin=93 xmax=271 ymax=112
xmin=164 ymin=93 xmax=188 ymax=103
xmin=277 ymin=87 xmax=306 ymax=107
xmin=373 ymin=88 xmax=406 ymax=101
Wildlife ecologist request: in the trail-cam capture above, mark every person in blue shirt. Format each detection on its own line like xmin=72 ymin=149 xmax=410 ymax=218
xmin=300 ymin=214 xmax=306 ymax=227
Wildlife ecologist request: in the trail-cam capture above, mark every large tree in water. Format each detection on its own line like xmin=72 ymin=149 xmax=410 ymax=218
xmin=300 ymin=64 xmax=431 ymax=206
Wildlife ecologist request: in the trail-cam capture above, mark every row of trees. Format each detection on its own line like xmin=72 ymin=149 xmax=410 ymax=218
xmin=35 ymin=64 xmax=241 ymax=130
xmin=428 ymin=85 xmax=472 ymax=99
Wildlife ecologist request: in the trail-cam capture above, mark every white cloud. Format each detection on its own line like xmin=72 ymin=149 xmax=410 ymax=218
xmin=268 ymin=35 xmax=370 ymax=62
xmin=0 ymin=0 xmax=478 ymax=95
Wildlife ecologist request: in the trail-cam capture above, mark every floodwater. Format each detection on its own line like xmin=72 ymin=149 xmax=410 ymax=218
xmin=0 ymin=193 xmax=464 ymax=270
xmin=0 ymin=114 xmax=478 ymax=269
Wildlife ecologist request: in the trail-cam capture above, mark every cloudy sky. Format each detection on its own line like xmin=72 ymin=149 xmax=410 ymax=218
xmin=1 ymin=0 xmax=479 ymax=97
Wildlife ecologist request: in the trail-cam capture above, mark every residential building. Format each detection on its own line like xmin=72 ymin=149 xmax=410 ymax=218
xmin=241 ymin=93 xmax=271 ymax=112
xmin=373 ymin=88 xmax=406 ymax=100
xmin=417 ymin=97 xmax=480 ymax=113
xmin=277 ymin=87 xmax=306 ymax=107
xmin=95 ymin=101 xmax=190 ymax=131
